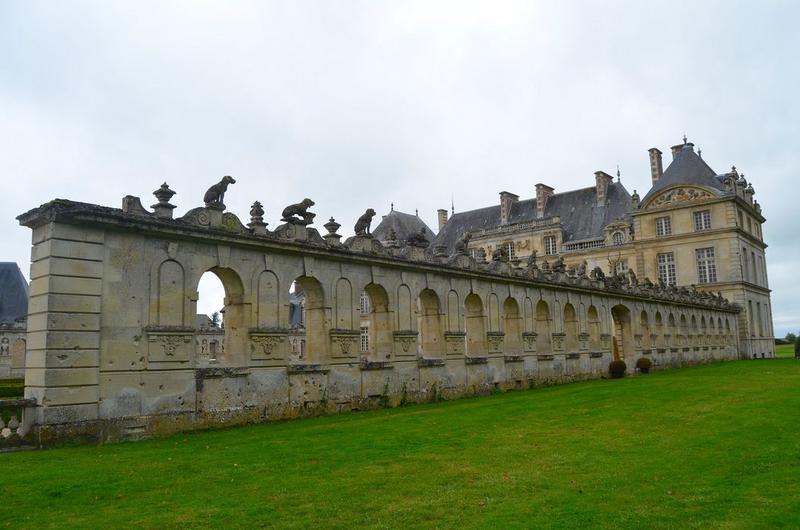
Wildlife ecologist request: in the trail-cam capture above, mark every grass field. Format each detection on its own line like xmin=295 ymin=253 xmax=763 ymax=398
xmin=2 ymin=360 xmax=799 ymax=529
xmin=775 ymin=343 xmax=797 ymax=358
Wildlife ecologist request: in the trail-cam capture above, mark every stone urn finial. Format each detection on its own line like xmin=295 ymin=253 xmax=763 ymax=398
xmin=324 ymin=217 xmax=342 ymax=245
xmin=248 ymin=201 xmax=268 ymax=235
xmin=152 ymin=182 xmax=177 ymax=219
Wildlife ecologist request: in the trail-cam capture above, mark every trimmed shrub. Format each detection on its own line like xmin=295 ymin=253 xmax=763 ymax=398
xmin=609 ymin=360 xmax=627 ymax=379
xmin=636 ymin=357 xmax=652 ymax=374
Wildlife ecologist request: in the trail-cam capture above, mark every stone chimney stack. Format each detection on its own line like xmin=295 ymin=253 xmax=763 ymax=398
xmin=594 ymin=171 xmax=614 ymax=206
xmin=648 ymin=148 xmax=663 ymax=184
xmin=437 ymin=209 xmax=449 ymax=231
xmin=499 ymin=191 xmax=519 ymax=225
xmin=535 ymin=184 xmax=554 ymax=219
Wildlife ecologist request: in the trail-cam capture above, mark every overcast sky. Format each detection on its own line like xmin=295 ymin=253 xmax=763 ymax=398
xmin=1 ymin=1 xmax=798 ymax=334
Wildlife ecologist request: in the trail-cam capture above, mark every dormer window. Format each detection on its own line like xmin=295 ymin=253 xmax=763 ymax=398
xmin=504 ymin=242 xmax=515 ymax=260
xmin=611 ymin=232 xmax=625 ymax=246
xmin=544 ymin=235 xmax=557 ymax=255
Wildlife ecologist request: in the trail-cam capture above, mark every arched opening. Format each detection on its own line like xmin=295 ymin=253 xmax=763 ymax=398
xmin=464 ymin=293 xmax=487 ymax=357
xmin=700 ymin=316 xmax=707 ymax=348
xmin=587 ymin=305 xmax=601 ymax=351
xmin=291 ymin=276 xmax=327 ymax=363
xmin=535 ymin=300 xmax=552 ymax=354
xmin=194 ymin=268 xmax=249 ymax=365
xmin=362 ymin=283 xmax=392 ymax=361
xmin=563 ymin=303 xmax=579 ymax=353
xmin=690 ymin=315 xmax=698 ymax=347
xmin=611 ymin=304 xmax=633 ymax=361
xmin=417 ymin=289 xmax=444 ymax=358
xmin=196 ymin=271 xmax=226 ymax=363
xmin=503 ymin=297 xmax=522 ymax=355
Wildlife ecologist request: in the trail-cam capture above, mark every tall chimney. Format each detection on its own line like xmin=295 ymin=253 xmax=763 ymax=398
xmin=499 ymin=191 xmax=519 ymax=225
xmin=437 ymin=209 xmax=448 ymax=231
xmin=648 ymin=147 xmax=663 ymax=184
xmin=594 ymin=171 xmax=613 ymax=206
xmin=535 ymin=184 xmax=554 ymax=219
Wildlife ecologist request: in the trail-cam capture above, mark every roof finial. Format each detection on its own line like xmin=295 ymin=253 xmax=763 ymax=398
xmin=451 ymin=194 xmax=455 ymax=215
xmin=616 ymin=165 xmax=621 ymax=182
xmin=390 ymin=202 xmax=394 ymax=212
xmin=415 ymin=208 xmax=418 ymax=217
xmin=698 ymin=148 xmax=702 ymax=159
xmin=683 ymin=132 xmax=688 ymax=145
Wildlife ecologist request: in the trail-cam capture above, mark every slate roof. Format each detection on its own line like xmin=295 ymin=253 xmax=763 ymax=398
xmin=0 ymin=263 xmax=29 ymax=324
xmin=641 ymin=143 xmax=730 ymax=204
xmin=372 ymin=210 xmax=436 ymax=245
xmin=433 ymin=182 xmax=632 ymax=252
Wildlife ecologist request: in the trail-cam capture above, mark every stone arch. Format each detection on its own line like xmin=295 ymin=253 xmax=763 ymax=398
xmin=503 ymin=297 xmax=522 ymax=355
xmin=417 ymin=289 xmax=444 ymax=358
xmin=523 ymin=297 xmax=535 ymax=333
xmin=639 ymin=310 xmax=651 ymax=350
xmin=363 ymin=283 xmax=392 ymax=361
xmin=587 ymin=305 xmax=601 ymax=351
xmin=535 ymin=300 xmax=552 ymax=353
xmin=487 ymin=293 xmax=501 ymax=332
xmin=447 ymin=290 xmax=461 ymax=332
xmin=396 ymin=284 xmax=414 ymax=331
xmin=465 ymin=293 xmax=487 ymax=356
xmin=611 ymin=304 xmax=633 ymax=361
xmin=197 ymin=267 xmax=248 ymax=364
xmin=563 ymin=303 xmax=579 ymax=353
xmin=293 ymin=275 xmax=328 ymax=362
xmin=157 ymin=259 xmax=185 ymax=327
xmin=654 ymin=311 xmax=664 ymax=348
xmin=255 ymin=270 xmax=280 ymax=328
xmin=334 ymin=278 xmax=354 ymax=330
xmin=679 ymin=314 xmax=689 ymax=347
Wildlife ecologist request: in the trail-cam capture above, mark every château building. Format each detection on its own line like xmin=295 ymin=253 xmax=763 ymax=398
xmin=432 ymin=139 xmax=774 ymax=358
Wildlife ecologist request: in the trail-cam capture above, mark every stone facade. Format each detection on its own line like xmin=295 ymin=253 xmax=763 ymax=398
xmin=14 ymin=183 xmax=741 ymax=445
xmin=434 ymin=140 xmax=773 ymax=358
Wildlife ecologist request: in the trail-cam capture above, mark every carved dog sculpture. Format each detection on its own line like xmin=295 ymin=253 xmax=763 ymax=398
xmin=281 ymin=198 xmax=316 ymax=225
xmin=204 ymin=175 xmax=236 ymax=206
xmin=354 ymin=208 xmax=376 ymax=236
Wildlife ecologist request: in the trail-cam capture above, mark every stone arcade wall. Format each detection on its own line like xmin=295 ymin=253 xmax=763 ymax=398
xmin=16 ymin=192 xmax=741 ymax=445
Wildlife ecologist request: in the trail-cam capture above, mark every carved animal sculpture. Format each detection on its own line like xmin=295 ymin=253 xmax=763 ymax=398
xmin=281 ymin=198 xmax=316 ymax=225
xmin=204 ymin=175 xmax=236 ymax=206
xmin=454 ymin=232 xmax=471 ymax=254
xmin=406 ymin=228 xmax=430 ymax=248
xmin=354 ymin=208 xmax=376 ymax=236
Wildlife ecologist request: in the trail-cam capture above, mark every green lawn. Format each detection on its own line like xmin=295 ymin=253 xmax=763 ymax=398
xmin=2 ymin=361 xmax=800 ymax=529
xmin=775 ymin=343 xmax=797 ymax=358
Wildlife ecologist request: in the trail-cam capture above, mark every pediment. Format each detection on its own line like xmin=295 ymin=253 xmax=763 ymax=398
xmin=644 ymin=186 xmax=717 ymax=209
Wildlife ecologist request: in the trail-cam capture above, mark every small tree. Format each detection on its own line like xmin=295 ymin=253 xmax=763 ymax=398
xmin=786 ymin=332 xmax=797 ymax=344
xmin=211 ymin=311 xmax=221 ymax=328
xmin=795 ymin=335 xmax=800 ymax=357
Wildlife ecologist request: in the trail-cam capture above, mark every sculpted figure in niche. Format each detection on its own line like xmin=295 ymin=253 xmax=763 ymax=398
xmin=204 ymin=175 xmax=236 ymax=208
xmin=354 ymin=208 xmax=376 ymax=236
xmin=281 ymin=198 xmax=316 ymax=225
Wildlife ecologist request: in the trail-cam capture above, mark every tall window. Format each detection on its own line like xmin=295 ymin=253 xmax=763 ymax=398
xmin=544 ymin=235 xmax=557 ymax=255
xmin=747 ymin=217 xmax=752 ymax=233
xmin=738 ymin=210 xmax=744 ymax=228
xmin=657 ymin=252 xmax=676 ymax=286
xmin=360 ymin=326 xmax=369 ymax=353
xmin=611 ymin=232 xmax=625 ymax=246
xmin=504 ymin=242 xmax=515 ymax=260
xmin=693 ymin=210 xmax=711 ymax=231
xmin=359 ymin=291 xmax=370 ymax=315
xmin=656 ymin=216 xmax=671 ymax=237
xmin=614 ymin=260 xmax=628 ymax=275
xmin=751 ymin=252 xmax=757 ymax=285
xmin=696 ymin=247 xmax=717 ymax=284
